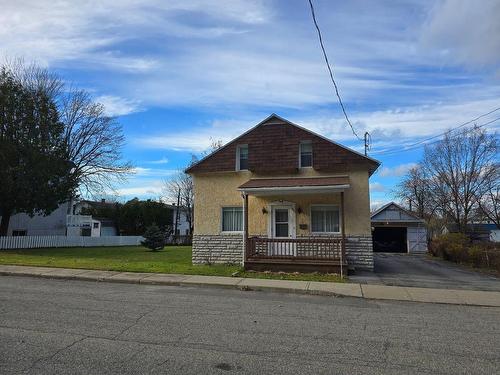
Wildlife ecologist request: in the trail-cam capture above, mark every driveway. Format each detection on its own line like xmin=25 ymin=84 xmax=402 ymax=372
xmin=350 ymin=253 xmax=500 ymax=291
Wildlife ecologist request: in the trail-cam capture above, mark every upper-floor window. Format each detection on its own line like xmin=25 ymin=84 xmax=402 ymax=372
xmin=236 ymin=145 xmax=248 ymax=171
xmin=299 ymin=141 xmax=312 ymax=168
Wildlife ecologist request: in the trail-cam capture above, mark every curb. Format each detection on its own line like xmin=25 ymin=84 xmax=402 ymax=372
xmin=1 ymin=266 xmax=500 ymax=307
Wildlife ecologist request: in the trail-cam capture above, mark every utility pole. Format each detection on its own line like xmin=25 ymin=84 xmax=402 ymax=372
xmin=364 ymin=131 xmax=371 ymax=156
xmin=173 ymin=188 xmax=181 ymax=244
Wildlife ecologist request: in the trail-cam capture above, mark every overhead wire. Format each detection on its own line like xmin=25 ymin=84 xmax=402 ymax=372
xmin=372 ymin=116 xmax=500 ymax=156
xmin=307 ymin=0 xmax=362 ymax=141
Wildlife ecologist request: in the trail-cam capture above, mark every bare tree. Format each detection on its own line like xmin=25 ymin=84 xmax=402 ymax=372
xmin=162 ymin=139 xmax=223 ymax=235
xmin=422 ymin=126 xmax=498 ymax=232
xmin=164 ymin=166 xmax=195 ymax=235
xmin=394 ymin=164 xmax=434 ymax=219
xmin=476 ymin=165 xmax=500 ymax=228
xmin=2 ymin=60 xmax=132 ymax=202
xmin=60 ymin=89 xmax=132 ymax=195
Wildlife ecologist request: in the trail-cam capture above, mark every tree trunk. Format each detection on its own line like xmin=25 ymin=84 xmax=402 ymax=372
xmin=0 ymin=209 xmax=12 ymax=236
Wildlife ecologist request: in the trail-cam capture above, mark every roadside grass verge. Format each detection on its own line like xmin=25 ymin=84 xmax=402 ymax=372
xmin=0 ymin=246 xmax=344 ymax=282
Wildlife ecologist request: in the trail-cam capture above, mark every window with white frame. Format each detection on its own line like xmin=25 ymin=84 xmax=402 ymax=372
xmin=236 ymin=145 xmax=248 ymax=171
xmin=311 ymin=205 xmax=340 ymax=233
xmin=299 ymin=141 xmax=312 ymax=168
xmin=222 ymin=207 xmax=243 ymax=232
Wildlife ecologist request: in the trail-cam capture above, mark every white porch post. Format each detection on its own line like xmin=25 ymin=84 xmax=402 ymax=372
xmin=242 ymin=192 xmax=248 ymax=266
xmin=340 ymin=191 xmax=346 ymax=278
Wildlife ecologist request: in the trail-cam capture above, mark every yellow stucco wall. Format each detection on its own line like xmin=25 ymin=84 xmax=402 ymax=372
xmin=192 ymin=168 xmax=371 ymax=236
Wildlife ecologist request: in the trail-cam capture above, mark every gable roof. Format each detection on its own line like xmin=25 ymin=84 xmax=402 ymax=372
xmin=371 ymin=202 xmax=424 ymax=222
xmin=186 ymin=114 xmax=380 ymax=175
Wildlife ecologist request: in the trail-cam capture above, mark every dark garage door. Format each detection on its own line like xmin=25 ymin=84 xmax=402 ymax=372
xmin=373 ymin=227 xmax=407 ymax=253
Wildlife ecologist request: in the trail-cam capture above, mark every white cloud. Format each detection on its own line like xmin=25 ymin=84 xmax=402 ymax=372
xmin=370 ymin=200 xmax=391 ymax=212
xmin=114 ymin=184 xmax=163 ymax=197
xmin=379 ymin=163 xmax=417 ymax=178
xmin=135 ymin=121 xmax=248 ymax=152
xmin=148 ymin=157 xmax=169 ymax=165
xmin=0 ymin=0 xmax=269 ymax=66
xmin=370 ymin=182 xmax=386 ymax=193
xmin=420 ymin=0 xmax=500 ymax=67
xmin=298 ymin=96 xmax=500 ymax=146
xmin=131 ymin=167 xmax=177 ymax=178
xmin=95 ymin=95 xmax=141 ymax=116
xmin=2 ymin=0 xmax=499 ymax=161
xmin=135 ymin=96 xmax=500 ymax=154
xmin=1 ymin=0 xmax=498 ymax=113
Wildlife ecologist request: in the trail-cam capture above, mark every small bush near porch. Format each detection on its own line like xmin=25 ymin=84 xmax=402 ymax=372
xmin=0 ymin=246 xmax=344 ymax=282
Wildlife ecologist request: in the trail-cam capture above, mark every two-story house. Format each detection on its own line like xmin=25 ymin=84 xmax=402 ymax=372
xmin=186 ymin=114 xmax=380 ymax=273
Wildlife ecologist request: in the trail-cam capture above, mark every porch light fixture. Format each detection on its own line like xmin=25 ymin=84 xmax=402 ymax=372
xmin=297 ymin=207 xmax=303 ymax=214
xmin=262 ymin=207 xmax=268 ymax=214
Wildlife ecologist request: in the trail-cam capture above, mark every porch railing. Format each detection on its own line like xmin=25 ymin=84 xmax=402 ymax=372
xmin=246 ymin=236 xmax=344 ymax=261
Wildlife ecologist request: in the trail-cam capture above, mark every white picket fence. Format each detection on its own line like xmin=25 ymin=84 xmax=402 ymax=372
xmin=0 ymin=236 xmax=144 ymax=250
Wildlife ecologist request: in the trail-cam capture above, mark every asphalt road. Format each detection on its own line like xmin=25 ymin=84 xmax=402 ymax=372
xmin=350 ymin=253 xmax=500 ymax=291
xmin=1 ymin=277 xmax=500 ymax=374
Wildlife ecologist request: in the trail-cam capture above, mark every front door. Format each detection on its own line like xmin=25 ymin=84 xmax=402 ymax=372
xmin=270 ymin=205 xmax=296 ymax=256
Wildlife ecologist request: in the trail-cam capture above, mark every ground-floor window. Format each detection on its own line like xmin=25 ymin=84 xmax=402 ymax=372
xmin=12 ymin=230 xmax=27 ymax=236
xmin=222 ymin=207 xmax=243 ymax=232
xmin=311 ymin=205 xmax=340 ymax=233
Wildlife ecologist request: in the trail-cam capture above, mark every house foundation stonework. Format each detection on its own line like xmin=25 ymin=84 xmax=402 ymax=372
xmin=192 ymin=234 xmax=374 ymax=271
xmin=192 ymin=234 xmax=243 ymax=264
xmin=345 ymin=236 xmax=373 ymax=270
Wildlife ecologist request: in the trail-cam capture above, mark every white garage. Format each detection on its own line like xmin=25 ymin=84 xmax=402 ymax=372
xmin=371 ymin=202 xmax=427 ymax=254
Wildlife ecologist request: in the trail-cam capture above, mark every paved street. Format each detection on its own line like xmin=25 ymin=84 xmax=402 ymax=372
xmin=1 ymin=276 xmax=500 ymax=374
xmin=350 ymin=253 xmax=500 ymax=291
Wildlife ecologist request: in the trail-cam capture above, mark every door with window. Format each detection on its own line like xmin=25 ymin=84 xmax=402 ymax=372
xmin=270 ymin=205 xmax=296 ymax=256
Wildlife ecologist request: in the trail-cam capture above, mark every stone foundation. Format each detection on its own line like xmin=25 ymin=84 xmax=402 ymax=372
xmin=192 ymin=234 xmax=243 ymax=265
xmin=192 ymin=234 xmax=373 ymax=270
xmin=345 ymin=235 xmax=374 ymax=270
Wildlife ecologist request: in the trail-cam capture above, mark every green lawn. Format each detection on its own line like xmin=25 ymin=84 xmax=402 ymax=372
xmin=0 ymin=246 xmax=344 ymax=282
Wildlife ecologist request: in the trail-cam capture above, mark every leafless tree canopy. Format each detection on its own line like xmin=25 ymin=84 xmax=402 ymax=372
xmin=162 ymin=140 xmax=223 ymax=234
xmin=6 ymin=59 xmax=132 ymax=197
xmin=476 ymin=165 xmax=500 ymax=227
xmin=394 ymin=164 xmax=434 ymax=219
xmin=61 ymin=90 xmax=132 ymax=195
xmin=396 ymin=126 xmax=499 ymax=231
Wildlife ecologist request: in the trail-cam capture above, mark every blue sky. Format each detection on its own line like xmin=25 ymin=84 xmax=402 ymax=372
xmin=1 ymin=0 xmax=499 ymax=207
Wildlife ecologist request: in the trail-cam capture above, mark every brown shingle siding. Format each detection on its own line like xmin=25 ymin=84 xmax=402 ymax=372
xmin=186 ymin=115 xmax=379 ymax=175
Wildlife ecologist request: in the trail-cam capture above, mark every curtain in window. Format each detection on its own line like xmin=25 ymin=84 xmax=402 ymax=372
xmin=324 ymin=209 xmax=339 ymax=232
xmin=311 ymin=210 xmax=323 ymax=232
xmin=311 ymin=206 xmax=339 ymax=232
xmin=222 ymin=207 xmax=243 ymax=231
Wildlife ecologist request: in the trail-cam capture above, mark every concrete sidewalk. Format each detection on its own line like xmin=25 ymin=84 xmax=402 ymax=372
xmin=1 ymin=264 xmax=500 ymax=307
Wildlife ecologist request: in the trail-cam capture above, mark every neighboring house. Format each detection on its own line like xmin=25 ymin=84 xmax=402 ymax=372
xmin=442 ymin=223 xmax=500 ymax=243
xmin=73 ymin=200 xmax=119 ymax=236
xmin=186 ymin=114 xmax=380 ymax=272
xmin=166 ymin=204 xmax=192 ymax=243
xmin=371 ymin=202 xmax=427 ymax=254
xmin=0 ymin=199 xmax=119 ymax=237
xmin=1 ymin=202 xmax=73 ymax=237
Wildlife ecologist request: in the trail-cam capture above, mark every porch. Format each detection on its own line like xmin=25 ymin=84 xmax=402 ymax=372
xmin=245 ymin=236 xmax=347 ymax=274
xmin=239 ymin=176 xmax=350 ymax=275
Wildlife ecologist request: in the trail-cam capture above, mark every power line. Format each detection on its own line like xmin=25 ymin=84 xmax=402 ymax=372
xmin=307 ymin=0 xmax=362 ymax=141
xmin=372 ymin=106 xmax=500 ymax=155
xmin=372 ymin=116 xmax=500 ymax=156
